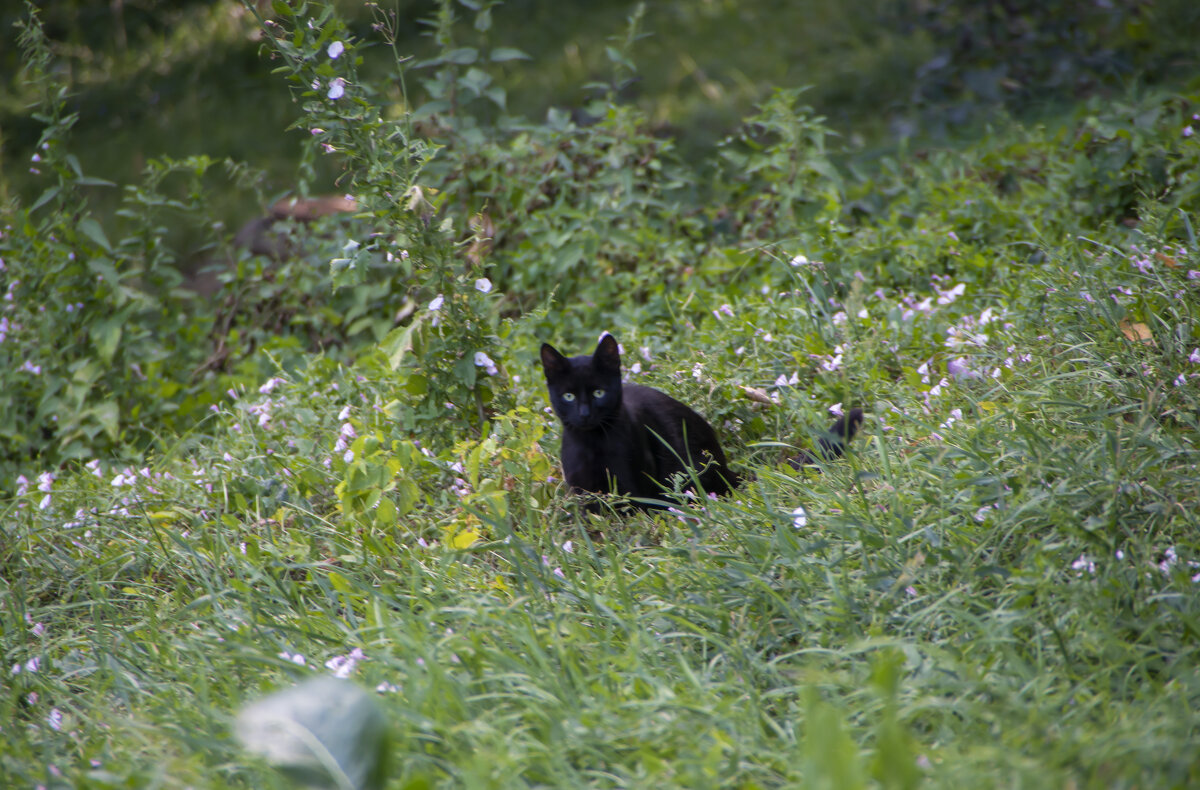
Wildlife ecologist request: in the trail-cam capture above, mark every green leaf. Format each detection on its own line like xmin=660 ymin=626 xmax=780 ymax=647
xmin=489 ymin=47 xmax=530 ymax=62
xmin=375 ymin=496 xmax=397 ymax=525
xmin=74 ymin=176 xmax=117 ymax=187
xmin=30 ymin=185 xmax=60 ymax=212
xmin=327 ymin=571 xmax=353 ymax=595
xmin=237 ymin=677 xmax=389 ymax=790
xmin=460 ymin=67 xmax=492 ymax=98
xmin=77 ymin=217 xmax=112 ymax=253
xmin=403 ymin=374 xmax=428 ymax=396
xmin=381 ymin=321 xmax=421 ymax=371
xmin=90 ymin=317 xmax=123 ymax=364
xmin=444 ymin=47 xmax=478 ymax=65
xmin=484 ymin=86 xmax=507 ymax=110
xmin=454 ymin=353 xmax=477 ymax=390
xmin=92 ymin=400 xmax=120 ymax=442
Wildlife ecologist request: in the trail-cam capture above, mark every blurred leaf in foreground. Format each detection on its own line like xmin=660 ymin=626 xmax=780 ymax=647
xmin=237 ymin=676 xmax=389 ymax=790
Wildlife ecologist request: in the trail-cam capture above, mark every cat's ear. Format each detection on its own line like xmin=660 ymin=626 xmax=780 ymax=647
xmin=540 ymin=343 xmax=569 ymax=377
xmin=593 ymin=333 xmax=621 ymax=372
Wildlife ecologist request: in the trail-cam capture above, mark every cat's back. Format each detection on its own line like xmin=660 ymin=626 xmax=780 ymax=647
xmin=621 ymin=383 xmax=722 ymax=447
xmin=620 ymin=382 xmax=681 ymax=409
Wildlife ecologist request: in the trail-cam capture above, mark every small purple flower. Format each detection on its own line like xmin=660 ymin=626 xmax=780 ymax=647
xmin=258 ymin=377 xmax=285 ymax=394
xmin=325 ymin=647 xmax=364 ymax=678
xmin=327 ymin=41 xmax=345 ymax=59
xmin=819 ymin=352 xmax=842 ymax=372
xmin=327 ymin=78 xmax=346 ymax=100
xmin=937 ymin=283 xmax=966 ymax=305
xmin=1071 ymin=554 xmax=1096 ymax=576
xmin=948 ymin=356 xmax=980 ymax=380
xmin=474 ymin=351 xmax=499 ymax=376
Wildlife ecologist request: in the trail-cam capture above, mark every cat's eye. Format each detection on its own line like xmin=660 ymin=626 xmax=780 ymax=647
xmin=592 ymin=388 xmax=606 ymax=399
xmin=561 ymin=392 xmax=576 ymax=402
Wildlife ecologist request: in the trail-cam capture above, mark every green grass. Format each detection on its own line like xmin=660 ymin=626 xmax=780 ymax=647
xmin=3 ymin=1 xmax=1200 ymax=787
xmin=4 ymin=221 xmax=1198 ymax=785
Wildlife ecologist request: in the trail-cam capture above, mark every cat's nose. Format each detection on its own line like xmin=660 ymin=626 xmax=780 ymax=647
xmin=578 ymin=403 xmax=590 ymax=418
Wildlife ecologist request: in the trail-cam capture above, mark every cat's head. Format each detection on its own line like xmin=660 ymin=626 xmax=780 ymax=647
xmin=540 ymin=334 xmax=623 ymax=430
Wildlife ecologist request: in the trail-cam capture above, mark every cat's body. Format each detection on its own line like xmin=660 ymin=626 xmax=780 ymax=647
xmin=540 ymin=335 xmax=736 ymax=507
xmin=541 ymin=334 xmax=865 ymax=511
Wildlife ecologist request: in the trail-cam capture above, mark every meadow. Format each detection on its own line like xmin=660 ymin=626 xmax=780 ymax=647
xmin=2 ymin=1 xmax=1199 ymax=787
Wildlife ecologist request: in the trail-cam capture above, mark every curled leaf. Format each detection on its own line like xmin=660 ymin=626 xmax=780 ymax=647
xmin=1119 ymin=318 xmax=1154 ymax=344
xmin=740 ymin=385 xmax=774 ymax=405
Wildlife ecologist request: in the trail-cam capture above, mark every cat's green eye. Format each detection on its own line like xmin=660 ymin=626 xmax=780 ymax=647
xmin=561 ymin=392 xmax=576 ymax=402
xmin=593 ymin=388 xmax=606 ymax=399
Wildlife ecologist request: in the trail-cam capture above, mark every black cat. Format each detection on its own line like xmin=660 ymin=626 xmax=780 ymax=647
xmin=788 ymin=408 xmax=864 ymax=468
xmin=540 ymin=334 xmax=863 ymax=510
xmin=540 ymin=334 xmax=736 ymax=508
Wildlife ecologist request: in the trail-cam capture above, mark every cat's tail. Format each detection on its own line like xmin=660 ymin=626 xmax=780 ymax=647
xmin=788 ymin=408 xmax=865 ymax=469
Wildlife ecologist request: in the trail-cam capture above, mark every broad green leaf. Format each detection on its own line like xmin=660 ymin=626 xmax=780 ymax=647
xmin=237 ymin=677 xmax=389 ymax=790
xmin=30 ymin=186 xmax=60 ymax=212
xmin=327 ymin=571 xmax=353 ymax=595
xmin=443 ymin=47 xmax=478 ymax=65
xmin=78 ymin=217 xmax=112 ymax=253
xmin=381 ymin=321 xmax=421 ymax=371
xmin=489 ymin=47 xmax=530 ymax=62
xmin=484 ymin=86 xmax=507 ymax=110
xmin=451 ymin=528 xmax=480 ymax=549
xmin=92 ymin=401 xmax=120 ymax=442
xmin=90 ymin=318 xmax=123 ymax=364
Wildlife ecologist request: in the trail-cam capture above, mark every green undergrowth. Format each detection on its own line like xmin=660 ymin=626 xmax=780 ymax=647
xmin=3 ymin=1 xmax=1200 ymax=787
